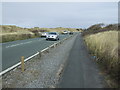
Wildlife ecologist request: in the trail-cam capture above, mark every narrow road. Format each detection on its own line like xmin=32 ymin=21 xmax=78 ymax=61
xmin=59 ymin=34 xmax=105 ymax=88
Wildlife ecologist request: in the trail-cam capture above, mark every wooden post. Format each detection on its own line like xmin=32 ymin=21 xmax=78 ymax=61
xmin=21 ymin=56 xmax=25 ymax=72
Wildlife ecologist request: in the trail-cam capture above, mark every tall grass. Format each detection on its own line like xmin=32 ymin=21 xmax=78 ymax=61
xmin=0 ymin=25 xmax=79 ymax=43
xmin=29 ymin=27 xmax=78 ymax=33
xmin=1 ymin=33 xmax=36 ymax=43
xmin=84 ymin=31 xmax=119 ymax=87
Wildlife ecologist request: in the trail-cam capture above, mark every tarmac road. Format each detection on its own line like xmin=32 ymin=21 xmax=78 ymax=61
xmin=2 ymin=34 xmax=70 ymax=71
xmin=58 ymin=34 xmax=105 ymax=88
xmin=2 ymin=33 xmax=106 ymax=88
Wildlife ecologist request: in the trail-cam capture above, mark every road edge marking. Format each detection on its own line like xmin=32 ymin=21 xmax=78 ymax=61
xmin=0 ymin=35 xmax=75 ymax=76
xmin=0 ymin=52 xmax=40 ymax=76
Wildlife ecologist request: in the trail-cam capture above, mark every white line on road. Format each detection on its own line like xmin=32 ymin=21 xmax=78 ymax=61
xmin=0 ymin=36 xmax=73 ymax=76
xmin=5 ymin=39 xmax=45 ymax=48
xmin=0 ymin=40 xmax=61 ymax=76
xmin=41 ymin=47 xmax=49 ymax=52
xmin=6 ymin=41 xmax=32 ymax=48
xmin=0 ymin=52 xmax=40 ymax=76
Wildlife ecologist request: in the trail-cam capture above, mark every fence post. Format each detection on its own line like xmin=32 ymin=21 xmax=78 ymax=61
xmin=21 ymin=56 xmax=25 ymax=72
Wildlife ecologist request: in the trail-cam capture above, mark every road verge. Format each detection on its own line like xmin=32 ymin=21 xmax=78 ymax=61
xmin=0 ymin=35 xmax=74 ymax=76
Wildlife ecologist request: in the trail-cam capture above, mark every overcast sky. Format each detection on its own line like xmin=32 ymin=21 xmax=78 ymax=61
xmin=2 ymin=2 xmax=118 ymax=28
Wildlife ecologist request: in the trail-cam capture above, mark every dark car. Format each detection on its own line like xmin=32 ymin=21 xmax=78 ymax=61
xmin=69 ymin=32 xmax=73 ymax=35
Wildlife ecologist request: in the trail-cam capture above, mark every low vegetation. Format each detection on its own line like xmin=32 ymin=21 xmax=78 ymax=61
xmin=0 ymin=25 xmax=36 ymax=43
xmin=83 ymin=24 xmax=119 ymax=88
xmin=0 ymin=25 xmax=79 ymax=43
xmin=82 ymin=23 xmax=118 ymax=36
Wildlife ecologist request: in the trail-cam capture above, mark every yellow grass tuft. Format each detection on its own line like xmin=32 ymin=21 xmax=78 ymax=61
xmin=84 ymin=31 xmax=118 ymax=60
xmin=0 ymin=25 xmax=79 ymax=42
xmin=84 ymin=31 xmax=119 ymax=87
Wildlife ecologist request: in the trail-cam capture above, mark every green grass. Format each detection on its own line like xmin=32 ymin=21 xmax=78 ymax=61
xmin=84 ymin=31 xmax=119 ymax=88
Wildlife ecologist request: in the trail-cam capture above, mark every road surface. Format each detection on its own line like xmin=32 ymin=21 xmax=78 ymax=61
xmin=58 ymin=34 xmax=105 ymax=88
xmin=2 ymin=33 xmax=106 ymax=88
xmin=2 ymin=34 xmax=71 ymax=71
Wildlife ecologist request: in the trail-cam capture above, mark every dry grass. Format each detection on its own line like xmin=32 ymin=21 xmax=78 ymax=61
xmin=84 ymin=31 xmax=119 ymax=88
xmin=29 ymin=27 xmax=78 ymax=33
xmin=0 ymin=25 xmax=79 ymax=43
xmin=1 ymin=33 xmax=36 ymax=43
xmin=0 ymin=25 xmax=30 ymax=34
xmin=0 ymin=25 xmax=37 ymax=43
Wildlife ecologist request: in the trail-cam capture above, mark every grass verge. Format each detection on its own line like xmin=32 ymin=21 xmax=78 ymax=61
xmin=83 ymin=31 xmax=119 ymax=88
xmin=1 ymin=33 xmax=37 ymax=43
xmin=0 ymin=25 xmax=79 ymax=43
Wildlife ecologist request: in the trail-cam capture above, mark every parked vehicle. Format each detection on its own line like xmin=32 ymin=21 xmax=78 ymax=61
xmin=41 ymin=32 xmax=48 ymax=37
xmin=46 ymin=32 xmax=59 ymax=41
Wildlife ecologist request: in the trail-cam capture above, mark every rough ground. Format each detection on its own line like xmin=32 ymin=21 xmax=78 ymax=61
xmin=2 ymin=34 xmax=77 ymax=88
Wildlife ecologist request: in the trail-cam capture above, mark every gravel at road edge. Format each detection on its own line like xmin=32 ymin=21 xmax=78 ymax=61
xmin=2 ymin=34 xmax=77 ymax=88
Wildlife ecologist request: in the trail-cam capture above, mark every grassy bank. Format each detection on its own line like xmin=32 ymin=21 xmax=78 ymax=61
xmin=1 ymin=33 xmax=36 ymax=43
xmin=84 ymin=31 xmax=119 ymax=88
xmin=0 ymin=25 xmax=80 ymax=43
xmin=0 ymin=25 xmax=37 ymax=43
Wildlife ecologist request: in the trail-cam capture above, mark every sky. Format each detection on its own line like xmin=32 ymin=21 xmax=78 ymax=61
xmin=1 ymin=0 xmax=119 ymax=2
xmin=1 ymin=2 xmax=118 ymax=28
